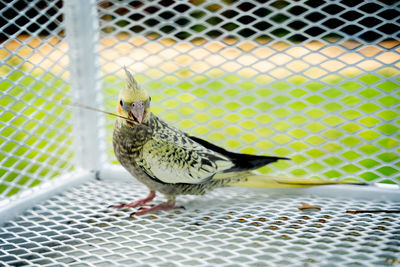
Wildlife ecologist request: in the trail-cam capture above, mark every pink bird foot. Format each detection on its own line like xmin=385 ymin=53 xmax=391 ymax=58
xmin=130 ymin=200 xmax=177 ymax=216
xmin=109 ymin=190 xmax=155 ymax=209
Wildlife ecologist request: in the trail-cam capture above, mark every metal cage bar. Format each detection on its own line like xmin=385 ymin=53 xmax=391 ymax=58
xmin=64 ymin=0 xmax=102 ymax=171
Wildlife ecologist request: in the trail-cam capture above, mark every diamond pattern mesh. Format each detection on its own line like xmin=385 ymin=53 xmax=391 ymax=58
xmin=0 ymin=2 xmax=399 ymax=266
xmin=0 ymin=1 xmax=73 ymax=200
xmin=98 ymin=0 xmax=399 ymax=184
xmin=0 ymin=179 xmax=399 ymax=266
xmin=0 ymin=0 xmax=399 ymax=213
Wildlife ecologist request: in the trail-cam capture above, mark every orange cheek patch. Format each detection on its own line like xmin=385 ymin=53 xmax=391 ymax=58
xmin=117 ymin=103 xmax=122 ymax=114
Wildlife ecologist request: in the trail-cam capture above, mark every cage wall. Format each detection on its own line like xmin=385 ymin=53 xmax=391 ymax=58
xmin=0 ymin=0 xmax=399 ymax=205
xmin=0 ymin=1 xmax=74 ymax=203
xmin=97 ymin=0 xmax=400 ymax=184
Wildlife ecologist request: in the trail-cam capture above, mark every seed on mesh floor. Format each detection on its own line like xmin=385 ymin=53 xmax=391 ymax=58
xmin=346 ymin=209 xmax=400 ymax=214
xmin=385 ymin=258 xmax=398 ymax=265
xmin=298 ymin=202 xmax=321 ymax=211
xmin=313 ymin=223 xmax=323 ymax=228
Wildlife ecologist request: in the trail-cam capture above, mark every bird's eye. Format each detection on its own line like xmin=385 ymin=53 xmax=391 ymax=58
xmin=149 ymin=96 xmax=151 ymax=102
xmin=119 ymin=100 xmax=123 ymax=107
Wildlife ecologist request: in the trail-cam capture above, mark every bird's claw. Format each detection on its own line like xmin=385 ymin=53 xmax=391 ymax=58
xmin=109 ymin=191 xmax=156 ymax=209
xmin=138 ymin=205 xmax=153 ymax=211
xmin=129 ymin=202 xmax=176 ymax=216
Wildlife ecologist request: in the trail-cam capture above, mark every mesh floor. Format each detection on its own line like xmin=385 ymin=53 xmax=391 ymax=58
xmin=1 ymin=178 xmax=399 ymax=266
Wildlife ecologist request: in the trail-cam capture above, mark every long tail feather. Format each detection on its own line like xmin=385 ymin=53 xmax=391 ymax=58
xmin=229 ymin=174 xmax=366 ymax=188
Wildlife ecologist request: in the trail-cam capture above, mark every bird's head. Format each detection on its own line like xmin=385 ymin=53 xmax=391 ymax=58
xmin=117 ymin=68 xmax=151 ymax=127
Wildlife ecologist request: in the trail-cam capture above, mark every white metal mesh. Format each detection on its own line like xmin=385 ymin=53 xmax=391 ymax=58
xmin=0 ymin=1 xmax=73 ymax=201
xmin=1 ymin=2 xmax=400 ymax=266
xmin=97 ymin=0 xmax=400 ymax=184
xmin=0 ymin=179 xmax=399 ymax=266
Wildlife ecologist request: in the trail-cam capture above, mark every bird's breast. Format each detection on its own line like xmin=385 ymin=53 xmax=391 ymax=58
xmin=113 ymin=121 xmax=152 ymax=161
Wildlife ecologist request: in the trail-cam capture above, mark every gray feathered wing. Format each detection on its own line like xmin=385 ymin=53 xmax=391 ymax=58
xmin=137 ymin=115 xmax=288 ymax=185
xmin=138 ymin=117 xmax=234 ymax=184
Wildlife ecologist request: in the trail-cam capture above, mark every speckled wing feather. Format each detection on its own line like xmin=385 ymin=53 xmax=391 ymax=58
xmin=137 ymin=115 xmax=234 ymax=184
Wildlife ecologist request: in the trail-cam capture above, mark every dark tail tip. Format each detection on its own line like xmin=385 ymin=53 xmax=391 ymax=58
xmin=234 ymin=155 xmax=290 ymax=171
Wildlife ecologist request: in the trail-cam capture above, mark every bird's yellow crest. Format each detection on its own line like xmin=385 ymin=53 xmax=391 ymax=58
xmin=120 ymin=67 xmax=149 ymax=103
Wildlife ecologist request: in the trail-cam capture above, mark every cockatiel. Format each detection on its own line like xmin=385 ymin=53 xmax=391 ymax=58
xmin=112 ymin=68 xmax=359 ymax=216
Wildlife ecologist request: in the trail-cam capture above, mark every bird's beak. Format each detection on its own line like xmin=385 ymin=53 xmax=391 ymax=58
xmin=129 ymin=101 xmax=145 ymax=124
